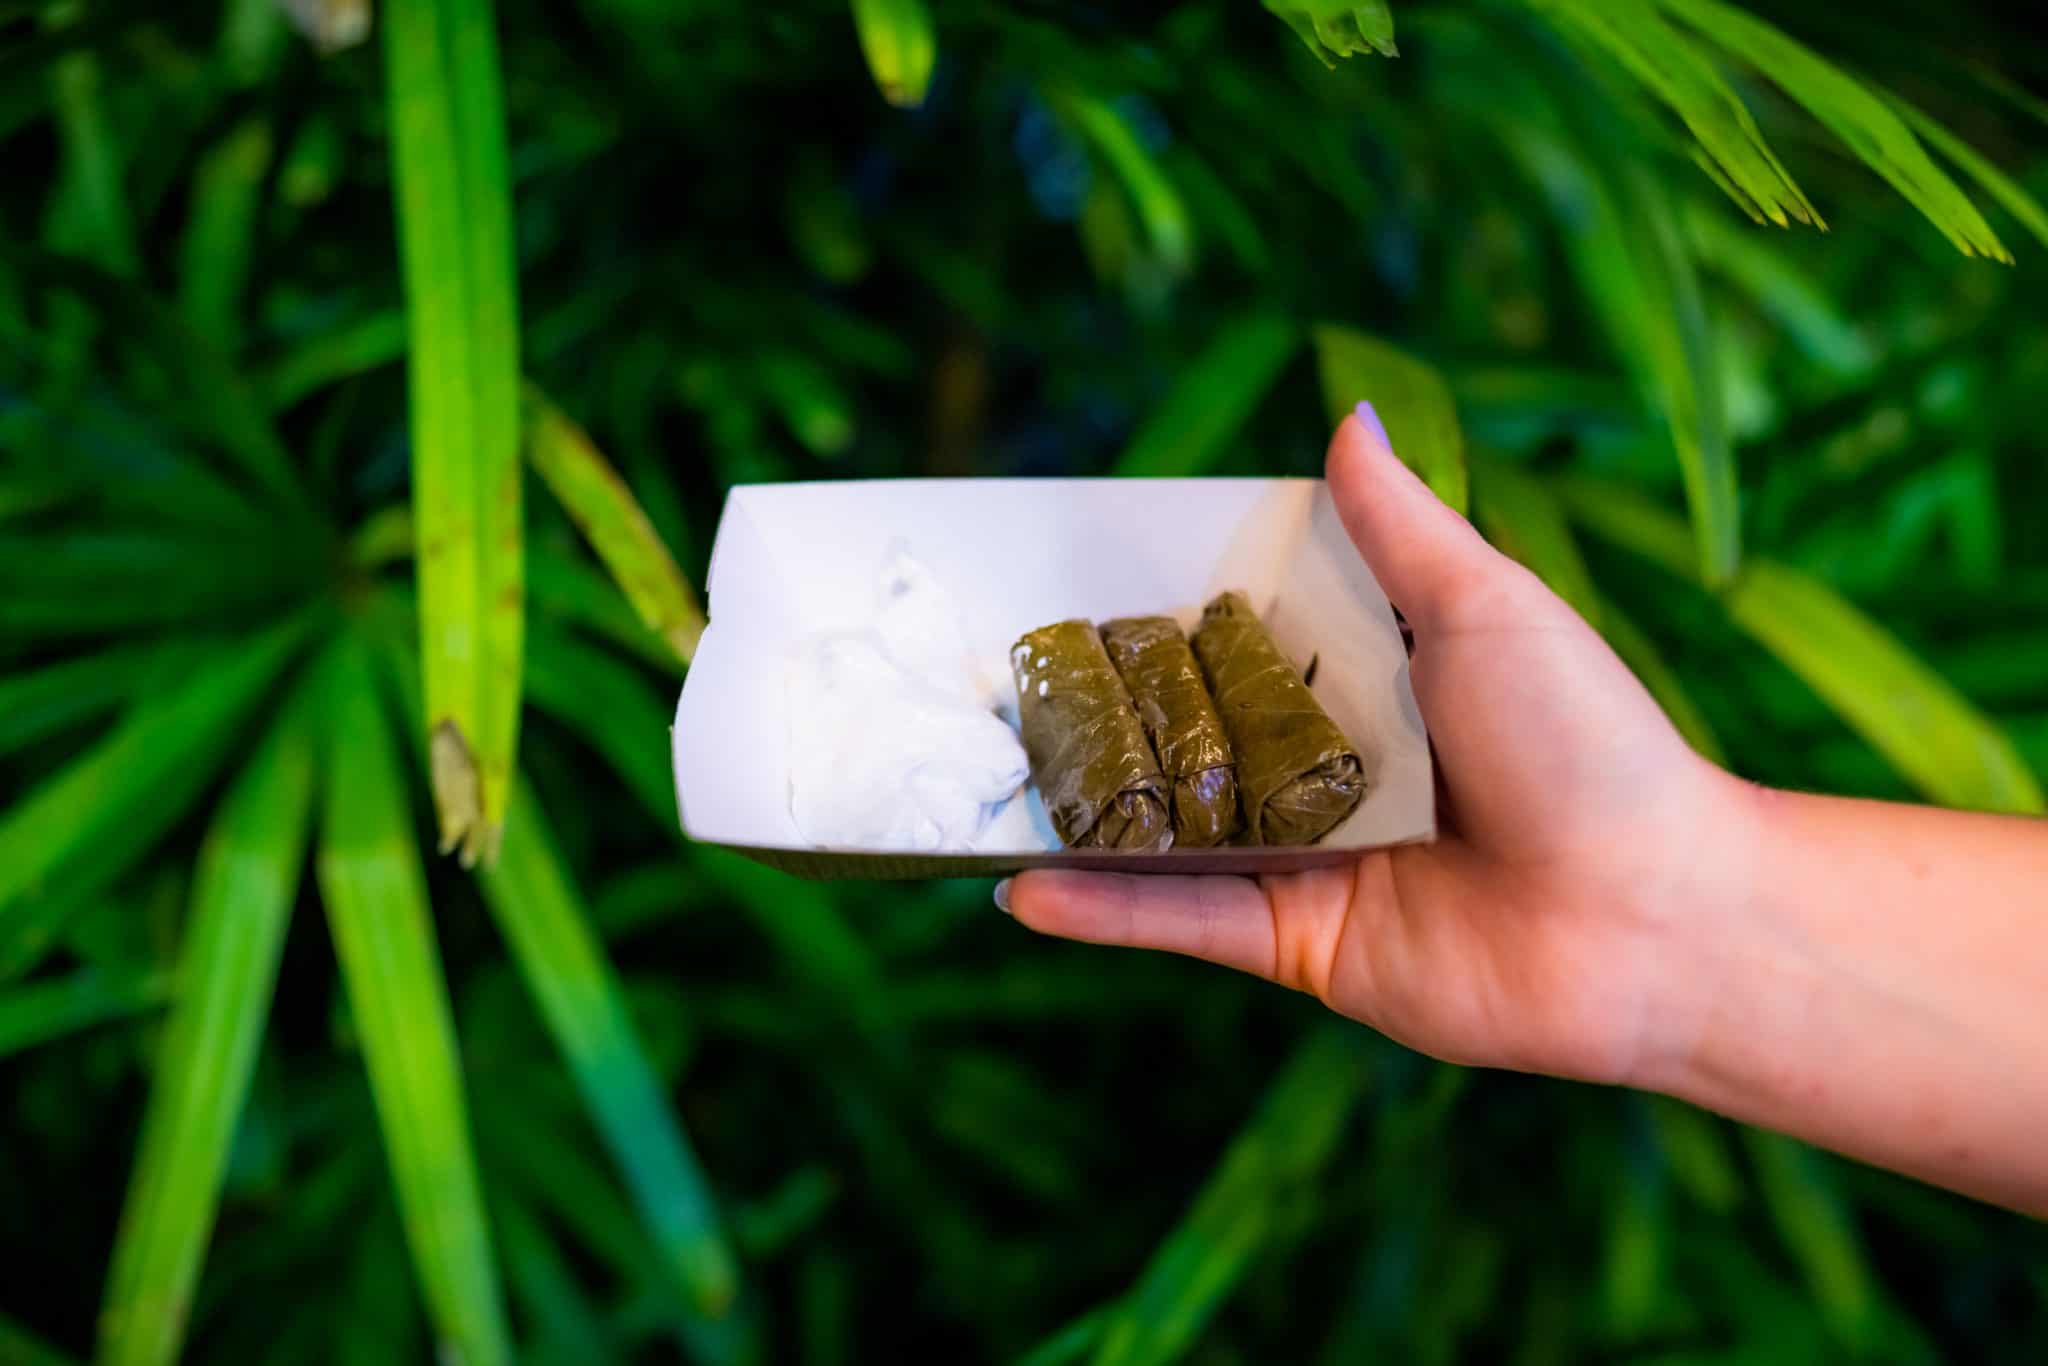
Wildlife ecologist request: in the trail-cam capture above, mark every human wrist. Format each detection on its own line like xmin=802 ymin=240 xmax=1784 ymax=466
xmin=1613 ymin=765 xmax=1786 ymax=1098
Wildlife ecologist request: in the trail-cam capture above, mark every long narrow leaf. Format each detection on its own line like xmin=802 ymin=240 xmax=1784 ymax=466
xmin=849 ymin=0 xmax=935 ymax=109
xmin=176 ymin=117 xmax=273 ymax=352
xmin=1056 ymin=91 xmax=1195 ymax=276
xmin=1560 ymin=480 xmax=2042 ymax=812
xmin=479 ymin=785 xmax=739 ymax=1315
xmin=1658 ymin=0 xmax=2010 ymax=261
xmin=1885 ymin=93 xmax=2048 ymax=252
xmin=524 ymin=628 xmax=677 ymax=827
xmin=97 ymin=690 xmax=319 ymax=1366
xmin=1113 ymin=315 xmax=1297 ymax=477
xmin=0 ymin=964 xmax=167 ymax=1058
xmin=1091 ymin=1026 xmax=1371 ymax=1366
xmin=528 ymin=546 xmax=689 ymax=679
xmin=1591 ymin=592 xmax=1726 ymax=764
xmin=316 ymin=637 xmax=512 ymax=1364
xmin=524 ymin=387 xmax=703 ymax=666
xmin=0 ymin=621 xmax=304 ymax=926
xmin=1313 ymin=325 xmax=1468 ymax=514
xmin=1742 ymin=1131 xmax=1877 ymax=1349
xmin=1468 ymin=452 xmax=1600 ymax=625
xmin=385 ymin=0 xmax=524 ymax=865
xmin=1530 ymin=0 xmax=1817 ymax=228
xmin=260 ymin=309 xmax=408 ymax=411
xmin=1262 ymin=1 xmax=1397 ymax=64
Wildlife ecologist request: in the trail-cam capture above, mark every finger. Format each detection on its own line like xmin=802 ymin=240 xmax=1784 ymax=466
xmin=1325 ymin=406 xmax=1511 ymax=630
xmin=1004 ymin=870 xmax=1279 ymax=980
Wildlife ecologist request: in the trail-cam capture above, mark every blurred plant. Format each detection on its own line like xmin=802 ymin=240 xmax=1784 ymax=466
xmin=3 ymin=0 xmax=2048 ymax=1362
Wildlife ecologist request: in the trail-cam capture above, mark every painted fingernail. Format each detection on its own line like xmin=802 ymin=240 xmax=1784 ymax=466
xmin=993 ymin=878 xmax=1013 ymax=914
xmin=1353 ymin=399 xmax=1392 ymax=450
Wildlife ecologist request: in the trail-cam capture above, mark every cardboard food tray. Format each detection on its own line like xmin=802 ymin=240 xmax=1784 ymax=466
xmin=672 ymin=478 xmax=1435 ymax=879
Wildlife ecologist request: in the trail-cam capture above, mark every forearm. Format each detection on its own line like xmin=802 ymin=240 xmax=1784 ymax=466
xmin=1642 ymin=780 xmax=2048 ymax=1215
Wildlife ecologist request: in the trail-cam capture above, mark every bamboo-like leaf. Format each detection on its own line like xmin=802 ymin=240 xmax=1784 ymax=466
xmin=1658 ymin=0 xmax=2010 ymax=262
xmin=1112 ymin=315 xmax=1297 ymax=477
xmin=47 ymin=51 xmax=137 ymax=277
xmin=1091 ymin=1026 xmax=1370 ymax=1366
xmin=1591 ymin=591 xmax=1727 ymax=764
xmin=1723 ymin=560 xmax=2044 ymax=812
xmin=384 ymin=0 xmax=524 ymax=865
xmin=0 ymin=622 xmax=305 ymax=926
xmin=1742 ymin=1131 xmax=1877 ymax=1349
xmin=1491 ymin=49 xmax=1738 ymax=583
xmin=1648 ymin=1098 xmax=1741 ymax=1213
xmin=0 ymin=964 xmax=167 ymax=1058
xmin=97 ymin=692 xmax=319 ymax=1366
xmin=260 ymin=309 xmax=408 ymax=411
xmin=315 ymin=637 xmax=512 ymax=1365
xmin=1559 ymin=479 xmax=2043 ymax=813
xmin=1056 ymin=91 xmax=1195 ymax=277
xmin=497 ymin=1197 xmax=611 ymax=1365
xmin=1885 ymin=94 xmax=2048 ymax=252
xmin=524 ymin=386 xmax=703 ymax=667
xmin=1531 ymin=0 xmax=1818 ymax=228
xmin=479 ymin=784 xmax=739 ymax=1315
xmin=849 ymin=0 xmax=935 ymax=110
xmin=177 ymin=117 xmax=273 ymax=353
xmin=1468 ymin=452 xmax=1600 ymax=626
xmin=1313 ymin=325 xmax=1468 ymax=514
xmin=0 ymin=639 xmax=186 ymax=761
xmin=1262 ymin=0 xmax=1397 ymax=65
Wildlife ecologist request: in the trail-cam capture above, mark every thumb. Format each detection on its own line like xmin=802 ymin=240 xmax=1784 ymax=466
xmin=1325 ymin=404 xmax=1512 ymax=630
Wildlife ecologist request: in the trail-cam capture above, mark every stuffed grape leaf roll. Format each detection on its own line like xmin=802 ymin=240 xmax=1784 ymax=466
xmin=1191 ymin=591 xmax=1364 ymax=846
xmin=1099 ymin=615 xmax=1240 ymax=847
xmin=1013 ymin=621 xmax=1173 ymax=852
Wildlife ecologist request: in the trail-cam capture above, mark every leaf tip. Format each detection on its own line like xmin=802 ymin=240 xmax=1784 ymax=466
xmin=429 ymin=719 xmax=485 ymax=862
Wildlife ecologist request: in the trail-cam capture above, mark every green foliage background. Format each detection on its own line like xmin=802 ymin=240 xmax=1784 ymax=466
xmin=3 ymin=0 xmax=2048 ymax=1361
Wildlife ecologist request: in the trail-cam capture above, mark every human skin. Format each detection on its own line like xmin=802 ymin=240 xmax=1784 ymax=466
xmin=999 ymin=407 xmax=2048 ymax=1217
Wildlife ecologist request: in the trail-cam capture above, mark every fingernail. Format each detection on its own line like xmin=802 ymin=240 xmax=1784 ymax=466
xmin=1353 ymin=399 xmax=1392 ymax=450
xmin=992 ymin=878 xmax=1013 ymax=914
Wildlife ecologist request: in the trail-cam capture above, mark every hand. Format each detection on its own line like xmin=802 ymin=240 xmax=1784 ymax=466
xmin=1002 ymin=408 xmax=1754 ymax=1087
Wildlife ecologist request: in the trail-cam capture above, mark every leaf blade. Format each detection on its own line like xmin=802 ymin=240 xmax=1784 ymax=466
xmin=479 ymin=784 xmax=739 ymax=1315
xmin=316 ymin=637 xmax=512 ymax=1364
xmin=524 ymin=387 xmax=703 ymax=666
xmin=1112 ymin=315 xmax=1297 ymax=478
xmin=849 ymin=0 xmax=936 ymax=109
xmin=384 ymin=0 xmax=524 ymax=864
xmin=1313 ymin=325 xmax=1469 ymax=514
xmin=96 ymin=690 xmax=319 ymax=1366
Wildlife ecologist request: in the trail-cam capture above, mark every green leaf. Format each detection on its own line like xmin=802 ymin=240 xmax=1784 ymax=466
xmin=1112 ymin=314 xmax=1297 ymax=477
xmin=1884 ymin=93 xmax=2048 ymax=252
xmin=1742 ymin=1131 xmax=1877 ymax=1349
xmin=176 ymin=117 xmax=273 ymax=353
xmin=1469 ymin=452 xmax=1600 ymax=626
xmin=1262 ymin=1 xmax=1397 ymax=65
xmin=0 ymin=639 xmax=186 ymax=761
xmin=1091 ymin=1026 xmax=1371 ymax=1366
xmin=0 ymin=963 xmax=167 ymax=1058
xmin=497 ymin=1198 xmax=611 ymax=1366
xmin=849 ymin=0 xmax=936 ymax=109
xmin=524 ymin=386 xmax=704 ymax=666
xmin=384 ymin=0 xmax=524 ymax=865
xmin=47 ymin=51 xmax=137 ymax=277
xmin=1648 ymin=1098 xmax=1742 ymax=1213
xmin=315 ymin=636 xmax=512 ymax=1365
xmin=1529 ymin=0 xmax=1817 ymax=228
xmin=259 ymin=309 xmax=408 ymax=412
xmin=1055 ymin=90 xmax=1195 ymax=277
xmin=1560 ymin=479 xmax=2043 ymax=813
xmin=1489 ymin=49 xmax=1738 ymax=583
xmin=1312 ymin=325 xmax=1468 ymax=514
xmin=0 ymin=1310 xmax=78 ymax=1366
xmin=1658 ymin=0 xmax=2011 ymax=262
xmin=0 ymin=622 xmax=306 ymax=926
xmin=1590 ymin=592 xmax=1727 ymax=765
xmin=1723 ymin=560 xmax=2044 ymax=813
xmin=479 ymin=784 xmax=739 ymax=1315
xmin=97 ymin=691 xmax=319 ymax=1366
